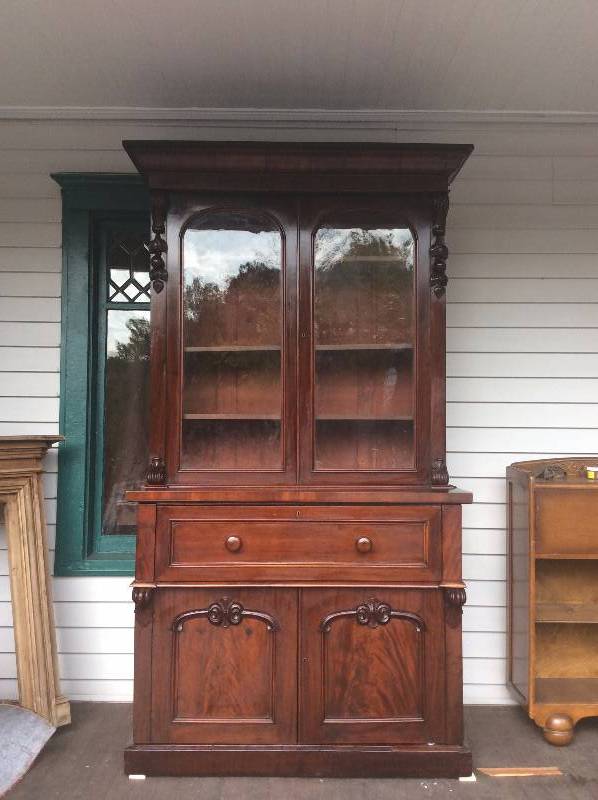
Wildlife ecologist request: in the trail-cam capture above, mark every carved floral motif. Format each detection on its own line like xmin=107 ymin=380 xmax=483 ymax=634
xmin=321 ymin=598 xmax=425 ymax=633
xmin=173 ymin=598 xmax=279 ymax=633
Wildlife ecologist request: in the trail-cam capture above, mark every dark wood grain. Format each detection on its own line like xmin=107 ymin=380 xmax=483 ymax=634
xmin=300 ymin=587 xmax=445 ymax=745
xmin=153 ymin=504 xmax=442 ymax=583
xmin=124 ymin=140 xmax=473 ymax=777
xmin=149 ymin=587 xmax=297 ymax=745
xmin=124 ymin=742 xmax=472 ymax=778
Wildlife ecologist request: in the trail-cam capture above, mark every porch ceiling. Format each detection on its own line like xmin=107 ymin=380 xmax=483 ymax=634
xmin=0 ymin=0 xmax=597 ymax=113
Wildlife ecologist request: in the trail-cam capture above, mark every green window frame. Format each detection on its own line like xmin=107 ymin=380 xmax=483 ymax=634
xmin=53 ymin=175 xmax=149 ymax=575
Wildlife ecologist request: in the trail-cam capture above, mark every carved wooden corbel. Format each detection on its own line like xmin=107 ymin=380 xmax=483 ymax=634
xmin=444 ymin=587 xmax=467 ymax=609
xmin=431 ymin=457 xmax=449 ymax=486
xmin=430 ymin=193 xmax=449 ymax=297
xmin=444 ymin=586 xmax=466 ymax=629
xmin=148 ymin=191 xmax=168 ymax=293
xmin=132 ymin=586 xmax=154 ymax=613
xmin=146 ymin=456 xmax=166 ymax=486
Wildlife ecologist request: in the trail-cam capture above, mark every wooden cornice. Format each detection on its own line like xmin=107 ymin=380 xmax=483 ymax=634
xmin=123 ymin=140 xmax=473 ymax=193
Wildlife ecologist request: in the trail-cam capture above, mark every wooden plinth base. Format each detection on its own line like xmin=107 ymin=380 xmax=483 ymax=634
xmin=125 ymin=743 xmax=472 ymax=778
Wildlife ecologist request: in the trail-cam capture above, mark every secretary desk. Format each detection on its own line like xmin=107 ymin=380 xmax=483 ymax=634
xmin=123 ymin=141 xmax=473 ymax=778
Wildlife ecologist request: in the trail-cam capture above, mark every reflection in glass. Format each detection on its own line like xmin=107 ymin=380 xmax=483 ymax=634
xmin=103 ymin=310 xmax=150 ymax=534
xmin=313 ymin=225 xmax=415 ymax=471
xmin=182 ymin=211 xmax=283 ymax=470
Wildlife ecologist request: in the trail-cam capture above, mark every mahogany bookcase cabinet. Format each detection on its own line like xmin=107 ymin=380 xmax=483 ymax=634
xmin=123 ymin=141 xmax=474 ymax=778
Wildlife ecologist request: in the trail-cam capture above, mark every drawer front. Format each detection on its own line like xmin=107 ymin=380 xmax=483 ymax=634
xmin=154 ymin=505 xmax=441 ymax=582
xmin=535 ymin=488 xmax=598 ymax=556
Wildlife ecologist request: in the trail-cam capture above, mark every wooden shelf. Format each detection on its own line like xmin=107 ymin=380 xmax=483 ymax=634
xmin=339 ymin=256 xmax=410 ymax=263
xmin=536 ymin=554 xmax=598 ymax=560
xmin=183 ymin=413 xmax=280 ymax=421
xmin=316 ymin=415 xmax=414 ymax=422
xmin=536 ymin=678 xmax=598 ymax=705
xmin=185 ymin=345 xmax=280 ymax=353
xmin=536 ymin=603 xmax=598 ymax=624
xmin=316 ymin=343 xmax=412 ymax=352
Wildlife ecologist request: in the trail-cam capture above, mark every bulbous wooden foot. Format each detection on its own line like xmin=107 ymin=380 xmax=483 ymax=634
xmin=542 ymin=714 xmax=574 ymax=746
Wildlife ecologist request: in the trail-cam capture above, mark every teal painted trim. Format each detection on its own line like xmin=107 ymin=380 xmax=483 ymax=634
xmin=51 ymin=174 xmax=148 ymax=212
xmin=95 ymin=534 xmax=136 ymax=554
xmin=56 ymin=557 xmax=136 ymax=576
xmin=54 ymin=175 xmax=149 ymax=577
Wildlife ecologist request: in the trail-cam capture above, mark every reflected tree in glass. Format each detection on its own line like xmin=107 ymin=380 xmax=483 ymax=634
xmin=313 ymin=224 xmax=416 ymax=471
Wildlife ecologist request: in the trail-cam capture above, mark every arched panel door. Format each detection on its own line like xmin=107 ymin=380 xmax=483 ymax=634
xmin=298 ymin=195 xmax=432 ymax=485
xmin=300 ymin=588 xmax=446 ymax=744
xmin=151 ymin=588 xmax=298 ymax=744
xmin=166 ymin=197 xmax=298 ymax=484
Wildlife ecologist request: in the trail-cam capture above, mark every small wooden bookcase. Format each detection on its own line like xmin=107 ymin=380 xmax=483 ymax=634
xmin=507 ymin=457 xmax=598 ymax=745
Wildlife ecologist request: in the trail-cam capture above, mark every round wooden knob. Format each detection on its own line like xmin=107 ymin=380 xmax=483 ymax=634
xmin=225 ymin=535 xmax=242 ymax=553
xmin=355 ymin=536 xmax=372 ymax=554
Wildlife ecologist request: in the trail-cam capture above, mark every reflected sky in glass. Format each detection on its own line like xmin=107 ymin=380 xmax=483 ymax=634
xmin=315 ymin=227 xmax=414 ymax=272
xmin=184 ymin=229 xmax=280 ymax=289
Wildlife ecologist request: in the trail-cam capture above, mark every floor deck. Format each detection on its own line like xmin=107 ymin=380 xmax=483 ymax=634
xmin=6 ymin=703 xmax=598 ymax=799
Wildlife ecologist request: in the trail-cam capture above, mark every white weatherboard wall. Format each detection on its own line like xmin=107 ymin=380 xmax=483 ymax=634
xmin=1 ymin=114 xmax=598 ymax=704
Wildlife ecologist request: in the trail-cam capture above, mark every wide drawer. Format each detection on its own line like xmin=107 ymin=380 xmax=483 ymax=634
xmin=154 ymin=505 xmax=442 ymax=582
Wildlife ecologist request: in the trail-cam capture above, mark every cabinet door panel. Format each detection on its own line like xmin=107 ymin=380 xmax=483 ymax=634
xmin=298 ymin=195 xmax=431 ymax=485
xmin=166 ymin=194 xmax=298 ymax=485
xmin=300 ymin=588 xmax=445 ymax=744
xmin=151 ymin=588 xmax=297 ymax=743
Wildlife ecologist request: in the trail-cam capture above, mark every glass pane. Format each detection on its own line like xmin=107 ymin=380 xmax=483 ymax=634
xmin=313 ymin=225 xmax=415 ymax=471
xmin=103 ymin=310 xmax=150 ymax=534
xmin=182 ymin=211 xmax=283 ymax=470
xmin=107 ymin=231 xmax=150 ymax=303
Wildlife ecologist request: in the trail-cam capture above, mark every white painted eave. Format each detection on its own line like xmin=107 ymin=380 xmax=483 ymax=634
xmin=2 ymin=107 xmax=598 ymax=129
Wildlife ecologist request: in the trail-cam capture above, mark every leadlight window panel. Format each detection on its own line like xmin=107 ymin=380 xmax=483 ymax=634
xmin=96 ymin=223 xmax=151 ymax=536
xmin=107 ymin=231 xmax=151 ymax=302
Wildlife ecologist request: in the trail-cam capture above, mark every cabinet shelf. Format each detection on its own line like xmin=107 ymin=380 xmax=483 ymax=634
xmin=536 ymin=554 xmax=598 ymax=560
xmin=183 ymin=413 xmax=281 ymax=421
xmin=185 ymin=345 xmax=281 ymax=353
xmin=339 ymin=256 xmax=410 ymax=263
xmin=536 ymin=603 xmax=598 ymax=624
xmin=536 ymin=678 xmax=598 ymax=705
xmin=316 ymin=415 xmax=414 ymax=422
xmin=315 ymin=343 xmax=412 ymax=352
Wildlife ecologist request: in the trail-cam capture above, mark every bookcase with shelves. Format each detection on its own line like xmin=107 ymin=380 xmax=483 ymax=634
xmin=123 ymin=141 xmax=473 ymax=777
xmin=508 ymin=458 xmax=598 ymax=745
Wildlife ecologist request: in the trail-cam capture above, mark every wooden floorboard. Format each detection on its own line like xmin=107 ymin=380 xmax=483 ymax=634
xmin=5 ymin=704 xmax=598 ymax=799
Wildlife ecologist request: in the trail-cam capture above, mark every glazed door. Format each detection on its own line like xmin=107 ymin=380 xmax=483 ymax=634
xmin=166 ymin=195 xmax=298 ymax=484
xmin=300 ymin=588 xmax=445 ymax=744
xmin=298 ymin=195 xmax=431 ymax=485
xmin=151 ymin=588 xmax=297 ymax=743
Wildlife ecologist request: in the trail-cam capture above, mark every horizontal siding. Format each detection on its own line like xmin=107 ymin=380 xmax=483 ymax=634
xmin=1 ymin=119 xmax=597 ymax=706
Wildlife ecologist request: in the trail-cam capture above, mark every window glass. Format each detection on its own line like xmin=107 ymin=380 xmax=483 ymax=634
xmin=181 ymin=211 xmax=284 ymax=471
xmin=313 ymin=224 xmax=415 ymax=471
